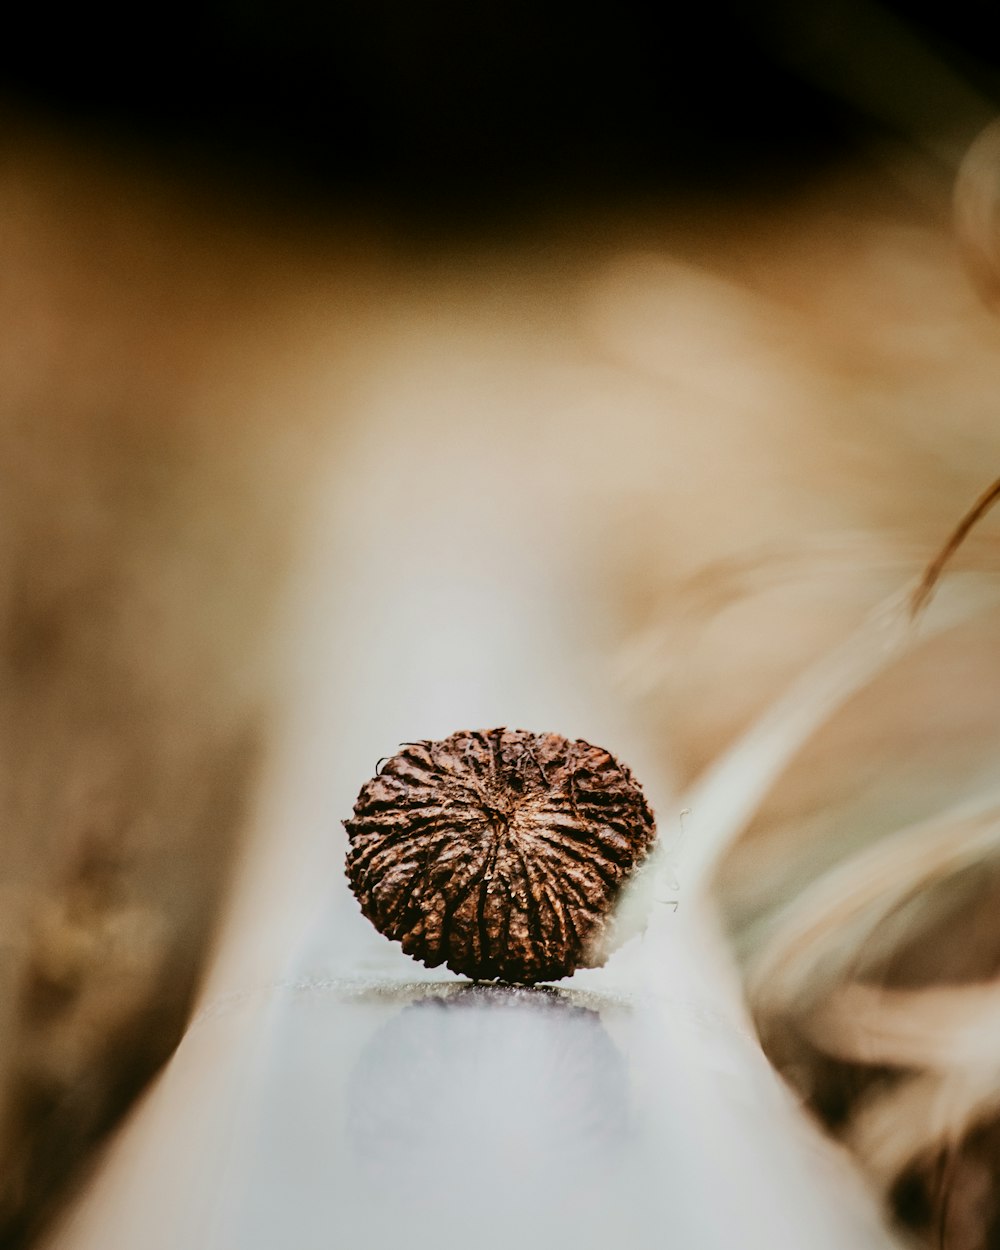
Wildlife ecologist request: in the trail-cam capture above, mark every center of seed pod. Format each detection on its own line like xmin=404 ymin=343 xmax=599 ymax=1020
xmin=483 ymin=801 xmax=512 ymax=835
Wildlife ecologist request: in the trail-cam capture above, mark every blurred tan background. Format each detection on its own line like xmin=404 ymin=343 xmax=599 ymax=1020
xmin=3 ymin=4 xmax=1000 ymax=1246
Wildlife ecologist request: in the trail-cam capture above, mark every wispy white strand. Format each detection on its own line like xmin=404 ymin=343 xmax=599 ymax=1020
xmin=609 ymin=574 xmax=1000 ymax=951
xmin=669 ymin=573 xmax=1000 ymax=903
xmin=803 ymin=980 xmax=1000 ymax=1070
xmin=846 ymin=1066 xmax=1000 ymax=1187
xmin=611 ymin=537 xmax=984 ymax=703
xmin=748 ymin=791 xmax=1000 ymax=1016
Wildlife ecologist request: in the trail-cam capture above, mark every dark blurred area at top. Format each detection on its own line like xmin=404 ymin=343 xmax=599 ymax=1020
xmin=3 ymin=0 xmax=1000 ymax=228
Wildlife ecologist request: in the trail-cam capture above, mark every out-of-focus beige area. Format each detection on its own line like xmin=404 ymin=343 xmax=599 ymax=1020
xmin=1 ymin=106 xmax=999 ymax=1248
xmin=0 ymin=121 xmax=387 ymax=1246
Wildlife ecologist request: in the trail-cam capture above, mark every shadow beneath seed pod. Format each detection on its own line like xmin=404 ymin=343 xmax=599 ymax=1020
xmin=347 ymin=984 xmax=630 ymax=1211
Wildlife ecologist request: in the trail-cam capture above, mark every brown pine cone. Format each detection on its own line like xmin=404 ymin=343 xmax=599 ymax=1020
xmin=344 ymin=728 xmax=656 ymax=984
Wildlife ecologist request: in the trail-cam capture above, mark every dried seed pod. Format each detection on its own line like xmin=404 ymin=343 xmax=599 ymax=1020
xmin=344 ymin=729 xmax=656 ymax=984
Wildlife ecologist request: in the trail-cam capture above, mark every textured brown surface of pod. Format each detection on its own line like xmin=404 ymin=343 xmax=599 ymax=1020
xmin=344 ymin=729 xmax=656 ymax=984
